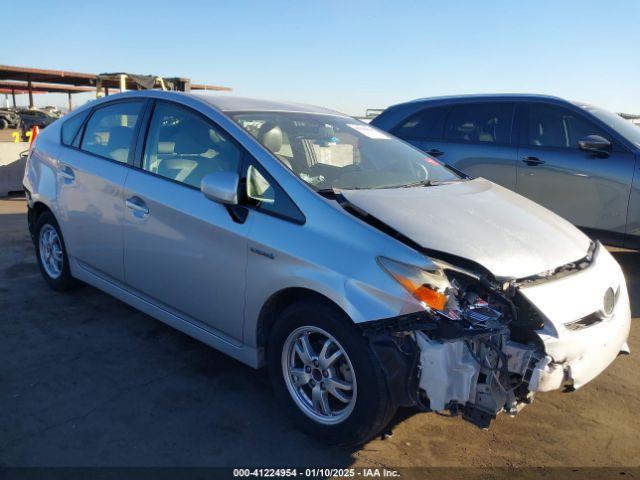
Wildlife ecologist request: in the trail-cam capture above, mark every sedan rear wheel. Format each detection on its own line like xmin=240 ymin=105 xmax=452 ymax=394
xmin=39 ymin=224 xmax=64 ymax=279
xmin=34 ymin=211 xmax=76 ymax=291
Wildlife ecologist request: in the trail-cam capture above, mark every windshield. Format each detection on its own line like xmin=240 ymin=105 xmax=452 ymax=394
xmin=581 ymin=105 xmax=640 ymax=149
xmin=231 ymin=112 xmax=461 ymax=190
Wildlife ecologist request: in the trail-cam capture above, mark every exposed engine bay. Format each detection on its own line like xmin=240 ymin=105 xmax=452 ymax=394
xmin=360 ymin=264 xmax=552 ymax=428
xmin=359 ymin=243 xmax=630 ymax=429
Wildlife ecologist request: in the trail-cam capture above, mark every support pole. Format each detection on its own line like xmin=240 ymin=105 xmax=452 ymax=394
xmin=28 ymin=76 xmax=34 ymax=108
xmin=67 ymin=92 xmax=72 ymax=112
xmin=11 ymin=87 xmax=16 ymax=107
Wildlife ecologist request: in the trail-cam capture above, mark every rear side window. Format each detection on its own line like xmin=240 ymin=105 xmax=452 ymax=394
xmin=142 ymin=101 xmax=242 ymax=189
xmin=444 ymin=103 xmax=514 ymax=144
xmin=61 ymin=109 xmax=89 ymax=146
xmin=527 ymin=103 xmax=608 ymax=149
xmin=80 ymin=101 xmax=144 ymax=163
xmin=392 ymin=106 xmax=448 ymax=140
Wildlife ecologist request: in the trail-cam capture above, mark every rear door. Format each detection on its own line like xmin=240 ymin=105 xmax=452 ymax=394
xmin=56 ymin=99 xmax=146 ymax=282
xmin=516 ymin=102 xmax=635 ymax=243
xmin=122 ymin=100 xmax=250 ymax=342
xmin=393 ymin=102 xmax=518 ymax=189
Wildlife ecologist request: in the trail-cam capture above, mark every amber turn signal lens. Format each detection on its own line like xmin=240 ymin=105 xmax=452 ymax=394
xmin=389 ymin=271 xmax=448 ymax=310
xmin=378 ymin=256 xmax=450 ymax=311
xmin=413 ymin=285 xmax=448 ymax=310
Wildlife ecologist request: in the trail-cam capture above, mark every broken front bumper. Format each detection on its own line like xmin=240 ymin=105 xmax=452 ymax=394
xmin=530 ymin=283 xmax=630 ymax=391
xmin=522 ymin=246 xmax=631 ymax=392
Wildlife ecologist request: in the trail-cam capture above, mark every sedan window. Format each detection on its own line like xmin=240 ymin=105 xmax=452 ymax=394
xmin=244 ymin=161 xmax=305 ymax=223
xmin=527 ymin=104 xmax=608 ymax=149
xmin=392 ymin=106 xmax=449 ymax=140
xmin=584 ymin=105 xmax=640 ymax=149
xmin=444 ymin=103 xmax=514 ymax=144
xmin=61 ymin=109 xmax=90 ymax=146
xmin=143 ymin=102 xmax=242 ymax=189
xmin=81 ymin=101 xmax=144 ymax=163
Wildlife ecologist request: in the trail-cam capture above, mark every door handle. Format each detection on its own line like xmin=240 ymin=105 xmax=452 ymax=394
xmin=58 ymin=164 xmax=75 ymax=181
xmin=522 ymin=156 xmax=545 ymax=166
xmin=426 ymin=148 xmax=445 ymax=157
xmin=126 ymin=196 xmax=149 ymax=215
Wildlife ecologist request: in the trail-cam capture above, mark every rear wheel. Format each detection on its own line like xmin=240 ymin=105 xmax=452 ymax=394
xmin=34 ymin=211 xmax=76 ymax=291
xmin=267 ymin=299 xmax=396 ymax=446
xmin=0 ymin=118 xmax=8 ymax=130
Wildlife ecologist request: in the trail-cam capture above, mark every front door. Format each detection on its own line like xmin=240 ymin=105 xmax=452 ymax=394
xmin=516 ymin=102 xmax=635 ymax=242
xmin=122 ymin=100 xmax=250 ymax=342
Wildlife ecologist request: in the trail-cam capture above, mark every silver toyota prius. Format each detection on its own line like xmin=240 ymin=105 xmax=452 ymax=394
xmin=23 ymin=91 xmax=631 ymax=446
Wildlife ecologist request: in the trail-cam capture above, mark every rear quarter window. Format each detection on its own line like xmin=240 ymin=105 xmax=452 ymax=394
xmin=61 ymin=109 xmax=90 ymax=146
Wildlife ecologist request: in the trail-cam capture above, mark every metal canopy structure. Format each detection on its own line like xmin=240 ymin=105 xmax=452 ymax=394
xmin=0 ymin=65 xmax=232 ymax=110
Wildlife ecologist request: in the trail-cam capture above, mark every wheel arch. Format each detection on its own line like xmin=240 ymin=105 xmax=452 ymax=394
xmin=27 ymin=200 xmax=54 ymax=242
xmin=256 ymin=287 xmax=349 ymax=356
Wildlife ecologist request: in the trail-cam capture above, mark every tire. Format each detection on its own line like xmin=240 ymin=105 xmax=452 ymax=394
xmin=0 ymin=118 xmax=8 ymax=130
xmin=34 ymin=211 xmax=76 ymax=291
xmin=267 ymin=299 xmax=396 ymax=446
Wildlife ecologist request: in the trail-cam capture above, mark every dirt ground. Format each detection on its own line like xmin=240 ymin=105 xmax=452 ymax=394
xmin=0 ymin=196 xmax=638 ymax=473
xmin=0 ymin=129 xmax=22 ymax=142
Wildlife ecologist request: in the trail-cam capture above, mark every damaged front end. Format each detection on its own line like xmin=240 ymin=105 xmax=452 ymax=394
xmin=359 ymin=243 xmax=630 ymax=429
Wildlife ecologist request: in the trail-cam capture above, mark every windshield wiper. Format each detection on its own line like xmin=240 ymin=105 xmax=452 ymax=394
xmin=316 ymin=188 xmax=337 ymax=198
xmin=377 ymin=179 xmax=432 ymax=189
xmin=402 ymin=179 xmax=432 ymax=188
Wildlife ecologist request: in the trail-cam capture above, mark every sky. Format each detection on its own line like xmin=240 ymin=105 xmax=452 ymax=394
xmin=3 ymin=0 xmax=640 ymax=116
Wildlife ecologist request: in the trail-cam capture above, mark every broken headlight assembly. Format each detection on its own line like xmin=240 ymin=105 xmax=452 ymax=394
xmin=371 ymin=255 xmax=548 ymax=429
xmin=377 ymin=256 xmax=451 ymax=311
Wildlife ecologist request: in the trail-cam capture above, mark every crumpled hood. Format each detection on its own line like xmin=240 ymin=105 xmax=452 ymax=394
xmin=339 ymin=178 xmax=592 ymax=279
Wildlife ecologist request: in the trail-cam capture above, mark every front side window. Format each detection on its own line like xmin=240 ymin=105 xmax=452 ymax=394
xmin=245 ymin=162 xmax=304 ymax=223
xmin=81 ymin=101 xmax=144 ymax=163
xmin=528 ymin=104 xmax=608 ymax=149
xmin=444 ymin=103 xmax=514 ymax=144
xmin=232 ymin=112 xmax=461 ymax=191
xmin=581 ymin=105 xmax=640 ymax=149
xmin=143 ymin=102 xmax=242 ymax=189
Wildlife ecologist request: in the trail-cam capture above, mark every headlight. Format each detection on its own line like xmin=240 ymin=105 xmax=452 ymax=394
xmin=378 ymin=256 xmax=450 ymax=310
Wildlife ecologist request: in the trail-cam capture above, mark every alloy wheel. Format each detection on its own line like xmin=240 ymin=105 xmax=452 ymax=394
xmin=282 ymin=325 xmax=357 ymax=425
xmin=39 ymin=224 xmax=63 ymax=279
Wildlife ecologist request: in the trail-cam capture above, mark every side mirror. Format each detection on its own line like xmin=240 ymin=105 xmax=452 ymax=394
xmin=201 ymin=172 xmax=239 ymax=205
xmin=578 ymin=135 xmax=611 ymax=155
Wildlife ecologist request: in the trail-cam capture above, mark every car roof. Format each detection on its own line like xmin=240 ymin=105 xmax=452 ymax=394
xmin=391 ymin=93 xmax=572 ymax=109
xmin=79 ymin=91 xmax=350 ymax=118
xmin=192 ymin=94 xmax=347 ymax=117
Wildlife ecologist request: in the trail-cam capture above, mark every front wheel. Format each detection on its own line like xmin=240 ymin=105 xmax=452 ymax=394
xmin=267 ymin=300 xmax=396 ymax=446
